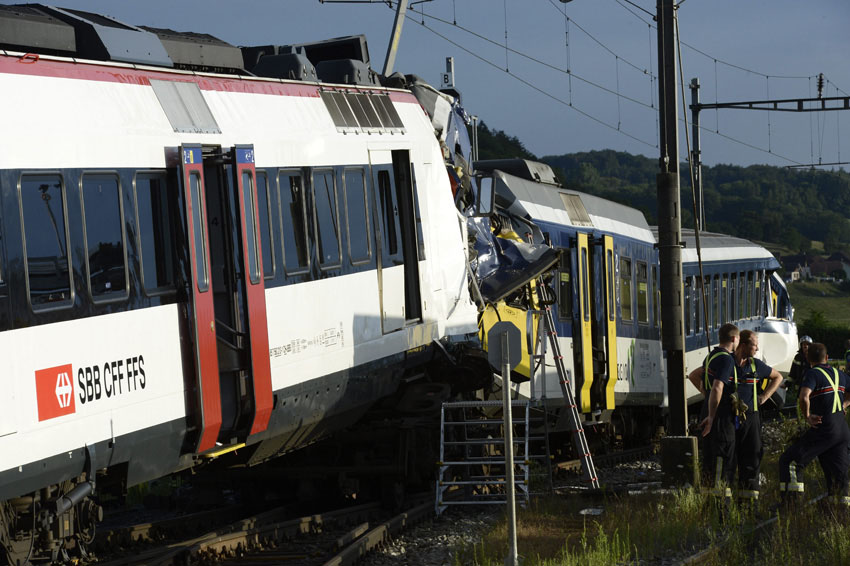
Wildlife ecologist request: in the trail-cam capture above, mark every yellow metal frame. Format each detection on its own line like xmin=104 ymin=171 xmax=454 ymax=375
xmin=602 ymin=235 xmax=618 ymax=409
xmin=577 ymin=233 xmax=593 ymax=413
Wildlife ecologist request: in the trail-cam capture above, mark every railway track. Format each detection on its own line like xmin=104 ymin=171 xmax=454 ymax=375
xmin=93 ymin=496 xmax=434 ymax=566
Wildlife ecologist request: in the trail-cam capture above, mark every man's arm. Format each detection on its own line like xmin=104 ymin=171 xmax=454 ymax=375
xmin=799 ymin=386 xmax=820 ymax=427
xmin=758 ymin=368 xmax=784 ymax=406
xmin=699 ymin=379 xmax=724 ymax=437
xmin=688 ymin=367 xmax=706 ymax=395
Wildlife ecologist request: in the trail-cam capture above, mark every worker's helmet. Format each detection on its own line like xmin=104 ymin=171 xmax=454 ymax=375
xmin=800 ymin=335 xmax=813 ymax=345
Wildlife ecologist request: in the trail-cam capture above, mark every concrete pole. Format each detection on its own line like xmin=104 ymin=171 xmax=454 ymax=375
xmin=656 ymin=0 xmax=687 ymax=436
xmin=501 ymin=331 xmax=518 ymax=566
xmin=382 ymin=0 xmax=409 ymax=76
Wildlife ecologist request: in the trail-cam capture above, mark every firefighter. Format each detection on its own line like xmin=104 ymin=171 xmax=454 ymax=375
xmin=731 ymin=330 xmax=783 ymax=502
xmin=778 ymin=342 xmax=850 ymax=504
xmin=688 ymin=323 xmax=739 ymax=496
xmin=786 ymin=335 xmax=813 ymax=405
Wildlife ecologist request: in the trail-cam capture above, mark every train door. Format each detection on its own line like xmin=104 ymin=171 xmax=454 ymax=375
xmin=369 ymin=149 xmax=422 ymax=333
xmin=572 ymin=232 xmax=593 ymax=412
xmin=591 ymin=235 xmax=617 ymax=411
xmin=178 ymin=144 xmax=273 ymax=453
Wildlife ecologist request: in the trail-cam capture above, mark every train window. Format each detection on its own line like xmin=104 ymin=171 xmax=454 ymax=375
xmin=377 ymin=170 xmax=399 ymax=257
xmin=607 ymin=249 xmax=615 ymax=322
xmin=619 ymin=257 xmax=632 ymax=322
xmin=20 ymin=174 xmax=72 ymax=309
xmin=558 ymin=252 xmax=572 ymax=319
xmin=684 ymin=277 xmax=692 ymax=335
xmin=343 ymin=168 xmax=371 ymax=265
xmin=721 ymin=274 xmax=728 ymax=323
xmin=81 ymin=173 xmax=127 ymax=301
xmin=135 ymin=172 xmax=177 ymax=294
xmin=278 ymin=170 xmax=309 ymax=274
xmin=312 ymin=169 xmax=341 ymax=268
xmin=256 ymin=171 xmax=275 ymax=279
xmin=713 ymin=275 xmax=720 ymax=328
xmin=753 ymin=272 xmax=762 ymax=317
xmin=704 ymin=276 xmax=712 ymax=329
xmin=652 ymin=265 xmax=659 ymax=327
xmin=242 ymin=171 xmax=261 ymax=285
xmin=581 ymin=247 xmax=590 ymax=322
xmin=636 ymin=261 xmax=648 ymax=324
xmin=189 ymin=172 xmax=209 ymax=292
xmin=737 ymin=272 xmax=745 ymax=319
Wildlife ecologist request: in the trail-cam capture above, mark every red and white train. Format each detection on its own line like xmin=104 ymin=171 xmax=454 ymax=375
xmin=0 ymin=5 xmax=486 ymax=563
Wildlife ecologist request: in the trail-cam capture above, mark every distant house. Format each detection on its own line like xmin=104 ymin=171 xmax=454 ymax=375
xmin=782 ymin=254 xmax=814 ymax=282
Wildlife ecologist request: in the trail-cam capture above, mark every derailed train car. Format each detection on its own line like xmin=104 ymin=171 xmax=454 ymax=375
xmin=476 ymin=159 xmax=797 ymax=441
xmin=0 ymin=5 xmax=497 ymax=563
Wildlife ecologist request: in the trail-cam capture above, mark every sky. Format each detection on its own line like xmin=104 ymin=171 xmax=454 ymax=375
xmin=12 ymin=0 xmax=850 ymax=168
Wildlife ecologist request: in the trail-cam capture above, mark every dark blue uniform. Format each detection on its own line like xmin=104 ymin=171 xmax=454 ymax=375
xmin=778 ymin=364 xmax=850 ymax=498
xmin=700 ymin=347 xmax=737 ymax=494
xmin=732 ymin=357 xmax=773 ymax=497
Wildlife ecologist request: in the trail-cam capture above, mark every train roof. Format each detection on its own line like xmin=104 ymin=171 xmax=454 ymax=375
xmin=489 ymin=163 xmax=654 ymax=243
xmin=663 ymin=228 xmax=780 ymax=268
xmin=0 ymin=4 xmax=383 ymax=86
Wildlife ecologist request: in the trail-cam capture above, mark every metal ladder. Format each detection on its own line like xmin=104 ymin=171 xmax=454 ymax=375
xmin=533 ymin=304 xmax=600 ymax=489
xmin=435 ymin=398 xmax=552 ymax=515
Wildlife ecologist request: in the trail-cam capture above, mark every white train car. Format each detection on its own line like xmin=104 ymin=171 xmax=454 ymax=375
xmin=0 ymin=6 xmax=482 ymax=563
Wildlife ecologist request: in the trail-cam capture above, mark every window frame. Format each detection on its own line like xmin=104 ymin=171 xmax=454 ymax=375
xmin=311 ymin=168 xmax=343 ymax=270
xmin=636 ymin=260 xmax=649 ymax=324
xmin=342 ymin=166 xmax=372 ymax=266
xmin=277 ymin=168 xmax=311 ymax=276
xmin=255 ymin=170 xmax=276 ymax=280
xmin=619 ymin=256 xmax=633 ymax=322
xmin=18 ymin=171 xmax=75 ymax=312
xmin=80 ymin=171 xmax=129 ymax=304
xmin=133 ymin=170 xmax=179 ymax=297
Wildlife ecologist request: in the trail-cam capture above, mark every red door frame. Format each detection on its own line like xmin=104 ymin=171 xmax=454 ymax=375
xmin=232 ymin=146 xmax=273 ymax=435
xmin=179 ymin=144 xmax=222 ymax=453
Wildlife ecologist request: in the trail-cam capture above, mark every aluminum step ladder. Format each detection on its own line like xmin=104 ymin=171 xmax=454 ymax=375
xmin=435 ymin=398 xmax=552 ymax=515
xmin=533 ymin=304 xmax=600 ymax=489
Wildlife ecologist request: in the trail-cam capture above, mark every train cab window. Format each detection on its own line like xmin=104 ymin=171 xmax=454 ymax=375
xmin=558 ymin=253 xmax=572 ymax=319
xmin=82 ymin=173 xmax=127 ymax=301
xmin=343 ymin=168 xmax=371 ymax=265
xmin=20 ymin=174 xmax=72 ymax=309
xmin=278 ymin=170 xmax=309 ymax=274
xmin=651 ymin=265 xmax=659 ymax=327
xmin=135 ymin=172 xmax=177 ymax=294
xmin=619 ymin=257 xmax=632 ymax=322
xmin=636 ymin=261 xmax=648 ymax=324
xmin=256 ymin=171 xmax=275 ymax=279
xmin=312 ymin=169 xmax=341 ymax=268
xmin=684 ymin=277 xmax=692 ymax=335
xmin=241 ymin=171 xmax=261 ymax=285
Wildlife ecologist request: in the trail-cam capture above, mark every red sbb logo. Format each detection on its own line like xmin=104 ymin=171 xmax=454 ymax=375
xmin=36 ymin=364 xmax=76 ymax=421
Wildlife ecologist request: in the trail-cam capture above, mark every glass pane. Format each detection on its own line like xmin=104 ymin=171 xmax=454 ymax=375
xmin=256 ymin=172 xmax=274 ymax=278
xmin=721 ymin=274 xmax=728 ymax=323
xmin=313 ymin=170 xmax=340 ymax=266
xmin=714 ymin=276 xmax=720 ymax=328
xmin=278 ymin=171 xmax=309 ymax=273
xmin=344 ymin=169 xmax=370 ymax=263
xmin=607 ymin=250 xmax=615 ymax=321
xmin=136 ymin=173 xmax=177 ymax=292
xmin=82 ymin=174 xmax=126 ymax=297
xmin=558 ymin=253 xmax=572 ymax=319
xmin=378 ymin=170 xmax=398 ymax=256
xmin=21 ymin=174 xmax=71 ymax=307
xmin=652 ymin=265 xmax=659 ymax=327
xmin=581 ymin=248 xmax=590 ymax=322
xmin=242 ymin=172 xmax=260 ymax=284
xmin=620 ymin=258 xmax=632 ymax=321
xmin=684 ymin=278 xmax=692 ymax=335
xmin=637 ymin=261 xmax=648 ymax=323
xmin=189 ymin=172 xmax=209 ymax=292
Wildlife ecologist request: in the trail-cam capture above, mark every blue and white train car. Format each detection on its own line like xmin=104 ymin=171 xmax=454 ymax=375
xmin=477 ymin=160 xmax=796 ymax=435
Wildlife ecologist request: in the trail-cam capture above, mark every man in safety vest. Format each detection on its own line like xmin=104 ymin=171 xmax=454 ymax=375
xmin=688 ymin=323 xmax=739 ymax=496
xmin=778 ymin=342 xmax=850 ymax=503
xmin=731 ymin=330 xmax=783 ymax=502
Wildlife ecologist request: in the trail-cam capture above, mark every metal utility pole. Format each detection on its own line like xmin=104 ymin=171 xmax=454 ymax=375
xmin=656 ymin=0 xmax=687 ymax=436
xmin=689 ymin=79 xmax=705 ymax=231
xmin=382 ymin=0 xmax=409 ymax=76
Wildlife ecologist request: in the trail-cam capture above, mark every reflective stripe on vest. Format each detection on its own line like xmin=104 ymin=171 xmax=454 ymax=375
xmin=815 ymin=366 xmax=842 ymax=414
xmin=704 ymin=350 xmax=736 ymax=392
xmin=735 ymin=357 xmax=759 ymax=412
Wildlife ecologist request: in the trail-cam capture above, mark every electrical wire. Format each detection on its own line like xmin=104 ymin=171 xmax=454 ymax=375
xmin=407 ymin=14 xmax=659 ymax=148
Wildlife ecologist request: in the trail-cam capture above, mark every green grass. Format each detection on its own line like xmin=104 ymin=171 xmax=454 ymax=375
xmin=786 ymin=280 xmax=850 ymax=326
